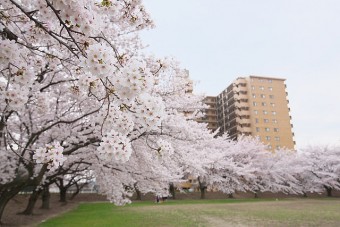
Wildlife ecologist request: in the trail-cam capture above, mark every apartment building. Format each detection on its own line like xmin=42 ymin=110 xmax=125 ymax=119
xmin=202 ymin=76 xmax=295 ymax=150
xmin=197 ymin=96 xmax=218 ymax=131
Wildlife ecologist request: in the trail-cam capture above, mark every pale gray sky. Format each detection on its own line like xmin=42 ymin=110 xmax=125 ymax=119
xmin=140 ymin=0 xmax=340 ymax=148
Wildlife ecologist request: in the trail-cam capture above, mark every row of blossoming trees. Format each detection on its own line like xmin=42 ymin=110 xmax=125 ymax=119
xmin=0 ymin=0 xmax=340 ymax=224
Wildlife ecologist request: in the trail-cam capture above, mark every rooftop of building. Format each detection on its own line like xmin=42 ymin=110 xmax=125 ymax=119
xmin=248 ymin=75 xmax=286 ymax=81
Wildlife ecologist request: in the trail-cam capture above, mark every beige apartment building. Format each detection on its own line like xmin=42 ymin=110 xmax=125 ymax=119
xmin=197 ymin=96 xmax=218 ymax=131
xmin=201 ymin=76 xmax=295 ymax=150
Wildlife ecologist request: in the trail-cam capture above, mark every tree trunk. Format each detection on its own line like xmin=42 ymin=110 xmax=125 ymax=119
xmin=0 ymin=164 xmax=47 ymax=221
xmin=303 ymin=192 xmax=307 ymax=198
xmin=69 ymin=183 xmax=80 ymax=201
xmin=41 ymin=185 xmax=50 ymax=209
xmin=59 ymin=188 xmax=67 ymax=203
xmin=0 ymin=186 xmax=23 ymax=224
xmin=325 ymin=186 xmax=332 ymax=197
xmin=132 ymin=183 xmax=142 ymax=201
xmin=200 ymin=187 xmax=206 ymax=199
xmin=169 ymin=183 xmax=176 ymax=200
xmin=254 ymin=192 xmax=258 ymax=198
xmin=135 ymin=188 xmax=142 ymax=201
xmin=228 ymin=193 xmax=234 ymax=199
xmin=197 ymin=177 xmax=206 ymax=199
xmin=19 ymin=189 xmax=41 ymax=215
xmin=0 ymin=194 xmax=11 ymax=225
xmin=69 ymin=190 xmax=80 ymax=200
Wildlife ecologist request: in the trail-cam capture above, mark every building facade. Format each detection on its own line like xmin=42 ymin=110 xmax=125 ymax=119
xmin=197 ymin=96 xmax=218 ymax=131
xmin=201 ymin=76 xmax=295 ymax=150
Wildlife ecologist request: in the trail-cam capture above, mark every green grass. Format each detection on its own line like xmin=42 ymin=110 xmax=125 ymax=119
xmin=39 ymin=198 xmax=340 ymax=227
xmin=39 ymin=202 xmax=200 ymax=227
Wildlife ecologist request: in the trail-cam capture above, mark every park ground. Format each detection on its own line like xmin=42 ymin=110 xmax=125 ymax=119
xmin=2 ymin=192 xmax=340 ymax=226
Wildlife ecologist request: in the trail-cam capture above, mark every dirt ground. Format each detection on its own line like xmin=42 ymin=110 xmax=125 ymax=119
xmin=2 ymin=190 xmax=340 ymax=226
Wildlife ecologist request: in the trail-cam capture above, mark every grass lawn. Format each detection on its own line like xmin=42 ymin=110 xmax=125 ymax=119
xmin=39 ymin=198 xmax=340 ymax=227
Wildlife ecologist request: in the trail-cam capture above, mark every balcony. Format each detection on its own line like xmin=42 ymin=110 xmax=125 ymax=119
xmin=235 ymin=102 xmax=249 ymax=108
xmin=237 ymin=118 xmax=251 ymax=125
xmin=237 ymin=126 xmax=252 ymax=133
xmin=232 ymin=86 xmax=247 ymax=93
xmin=233 ymin=86 xmax=241 ymax=93
xmin=234 ymin=93 xmax=248 ymax=100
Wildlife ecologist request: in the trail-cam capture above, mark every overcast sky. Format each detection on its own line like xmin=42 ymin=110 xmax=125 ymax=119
xmin=140 ymin=0 xmax=340 ymax=149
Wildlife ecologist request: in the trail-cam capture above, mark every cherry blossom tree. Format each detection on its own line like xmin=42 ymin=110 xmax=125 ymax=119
xmin=90 ymin=63 xmax=209 ymax=204
xmin=298 ymin=145 xmax=340 ymax=197
xmin=202 ymin=136 xmax=262 ymax=198
xmin=0 ymin=0 xmax=176 ymax=222
xmin=262 ymin=148 xmax=302 ymax=195
xmin=201 ymin=136 xmax=303 ymax=198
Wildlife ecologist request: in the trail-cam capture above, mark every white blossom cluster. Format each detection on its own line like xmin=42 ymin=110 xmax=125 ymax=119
xmin=81 ymin=43 xmax=115 ymax=77
xmin=0 ymin=39 xmax=20 ymax=67
xmin=33 ymin=142 xmax=65 ymax=171
xmin=78 ymin=73 xmax=99 ymax=90
xmin=0 ymin=148 xmax=17 ymax=185
xmin=2 ymin=84 xmax=30 ymax=111
xmin=0 ymin=40 xmax=34 ymax=112
xmin=132 ymin=94 xmax=165 ymax=131
xmin=97 ymin=130 xmax=132 ymax=163
xmin=94 ymin=103 xmax=134 ymax=136
xmin=40 ymin=0 xmax=100 ymax=36
xmin=115 ymin=59 xmax=154 ymax=100
xmin=157 ymin=139 xmax=174 ymax=156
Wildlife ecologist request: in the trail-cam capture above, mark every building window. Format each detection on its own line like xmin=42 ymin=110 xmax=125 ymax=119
xmin=261 ymin=102 xmax=266 ymax=106
xmin=255 ymin=118 xmax=259 ymax=123
xmin=268 ymin=79 xmax=272 ymax=83
xmin=265 ymin=127 xmax=270 ymax=132
xmin=274 ymin=128 xmax=279 ymax=132
xmin=251 ymin=86 xmax=255 ymax=90
xmin=265 ymin=136 xmax=271 ymax=141
xmin=276 ymin=145 xmax=280 ymax=149
xmin=275 ymin=136 xmax=280 ymax=141
xmin=270 ymin=103 xmax=275 ymax=107
xmin=272 ymin=111 xmax=277 ymax=115
xmin=268 ymin=87 xmax=273 ymax=91
xmin=269 ymin=95 xmax=274 ymax=99
xmin=259 ymin=86 xmax=264 ymax=90
xmin=264 ymin=119 xmax=269 ymax=123
xmin=263 ymin=110 xmax=268 ymax=115
xmin=256 ymin=127 xmax=260 ymax=132
xmin=252 ymin=94 xmax=256 ymax=98
xmin=254 ymin=110 xmax=258 ymax=115
xmin=272 ymin=119 xmax=278 ymax=123
xmin=260 ymin=94 xmax=265 ymax=98
xmin=253 ymin=102 xmax=257 ymax=106
xmin=268 ymin=145 xmax=272 ymax=149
